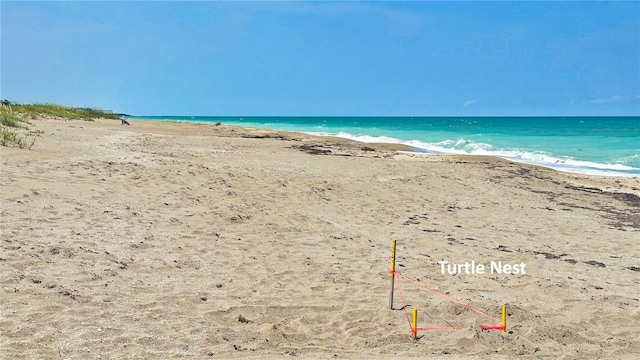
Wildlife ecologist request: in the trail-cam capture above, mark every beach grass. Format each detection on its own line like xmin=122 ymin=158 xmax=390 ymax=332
xmin=1 ymin=105 xmax=36 ymax=148
xmin=1 ymin=105 xmax=29 ymax=128
xmin=0 ymin=127 xmax=36 ymax=149
xmin=8 ymin=102 xmax=119 ymax=120
xmin=1 ymin=102 xmax=120 ymax=148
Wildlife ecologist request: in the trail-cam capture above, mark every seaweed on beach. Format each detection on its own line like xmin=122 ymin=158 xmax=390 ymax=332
xmin=611 ymin=192 xmax=640 ymax=208
xmin=296 ymin=144 xmax=333 ymax=155
xmin=560 ymin=185 xmax=640 ymax=229
xmin=532 ymin=251 xmax=561 ymax=259
xmin=584 ymin=260 xmax=607 ymax=268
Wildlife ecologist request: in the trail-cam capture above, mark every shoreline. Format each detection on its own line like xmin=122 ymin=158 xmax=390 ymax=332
xmin=1 ymin=118 xmax=639 ymax=358
xmin=130 ymin=116 xmax=640 ymax=178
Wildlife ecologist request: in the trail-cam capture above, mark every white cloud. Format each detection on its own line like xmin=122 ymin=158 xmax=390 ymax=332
xmin=463 ymin=99 xmax=477 ymax=107
xmin=589 ymin=95 xmax=640 ymax=105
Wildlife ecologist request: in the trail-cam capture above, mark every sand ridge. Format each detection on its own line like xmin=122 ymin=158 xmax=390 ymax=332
xmin=1 ymin=119 xmax=639 ymax=359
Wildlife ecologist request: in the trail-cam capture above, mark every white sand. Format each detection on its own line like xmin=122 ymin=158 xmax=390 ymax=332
xmin=1 ymin=118 xmax=639 ymax=359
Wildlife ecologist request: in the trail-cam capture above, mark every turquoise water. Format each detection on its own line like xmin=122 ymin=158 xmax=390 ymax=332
xmin=131 ymin=116 xmax=640 ymax=177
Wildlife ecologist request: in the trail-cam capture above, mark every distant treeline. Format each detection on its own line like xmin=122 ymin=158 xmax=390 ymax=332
xmin=1 ymin=100 xmax=119 ymax=120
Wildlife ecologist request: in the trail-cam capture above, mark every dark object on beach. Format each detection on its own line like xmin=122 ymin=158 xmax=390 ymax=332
xmin=298 ymin=144 xmax=332 ymax=155
xmin=120 ymin=117 xmax=130 ymax=125
xmin=584 ymin=260 xmax=606 ymax=268
xmin=532 ymin=251 xmax=560 ymax=259
xmin=215 ymin=122 xmax=221 ymax=126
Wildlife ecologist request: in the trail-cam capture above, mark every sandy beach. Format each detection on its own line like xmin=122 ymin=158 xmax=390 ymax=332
xmin=1 ymin=118 xmax=639 ymax=359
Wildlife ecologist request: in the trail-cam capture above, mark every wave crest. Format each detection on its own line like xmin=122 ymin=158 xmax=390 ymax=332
xmin=309 ymin=132 xmax=640 ymax=177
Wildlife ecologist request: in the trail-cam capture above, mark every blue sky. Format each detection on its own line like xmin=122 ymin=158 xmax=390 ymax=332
xmin=2 ymin=1 xmax=639 ymax=116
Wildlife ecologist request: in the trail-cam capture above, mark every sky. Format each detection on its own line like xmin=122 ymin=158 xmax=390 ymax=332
xmin=1 ymin=1 xmax=639 ymax=116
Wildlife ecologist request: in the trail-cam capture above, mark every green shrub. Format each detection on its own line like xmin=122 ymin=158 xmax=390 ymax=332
xmin=9 ymin=102 xmax=119 ymax=120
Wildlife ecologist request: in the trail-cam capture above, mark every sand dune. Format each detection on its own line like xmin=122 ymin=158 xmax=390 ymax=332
xmin=1 ymin=119 xmax=639 ymax=359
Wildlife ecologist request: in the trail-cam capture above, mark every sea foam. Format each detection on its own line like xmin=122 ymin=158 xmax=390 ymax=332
xmin=311 ymin=132 xmax=640 ymax=177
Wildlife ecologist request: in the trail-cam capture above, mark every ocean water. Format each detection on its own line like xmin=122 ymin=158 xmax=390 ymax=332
xmin=132 ymin=116 xmax=640 ymax=177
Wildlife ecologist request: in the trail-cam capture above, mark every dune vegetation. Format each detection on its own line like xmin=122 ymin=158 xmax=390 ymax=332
xmin=7 ymin=102 xmax=119 ymax=120
xmin=1 ymin=102 xmax=118 ymax=149
xmin=1 ymin=105 xmax=36 ymax=149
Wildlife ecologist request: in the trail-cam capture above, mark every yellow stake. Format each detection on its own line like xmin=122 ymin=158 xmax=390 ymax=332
xmin=390 ymin=240 xmax=396 ymax=276
xmin=389 ymin=240 xmax=397 ymax=309
xmin=412 ymin=308 xmax=418 ymax=340
xmin=501 ymin=305 xmax=507 ymax=332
